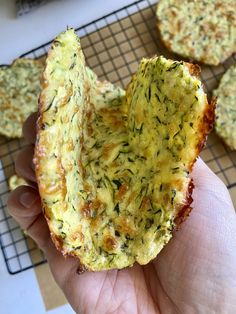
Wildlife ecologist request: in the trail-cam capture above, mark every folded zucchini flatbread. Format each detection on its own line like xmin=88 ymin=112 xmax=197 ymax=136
xmin=34 ymin=29 xmax=215 ymax=271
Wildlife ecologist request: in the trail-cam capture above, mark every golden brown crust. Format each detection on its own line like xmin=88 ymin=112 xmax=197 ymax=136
xmin=76 ymin=264 xmax=87 ymax=275
xmin=195 ymin=97 xmax=216 ymax=156
xmin=174 ymin=180 xmax=194 ymax=229
xmin=51 ymin=232 xmax=64 ymax=253
xmin=35 ymin=51 xmax=55 ymax=228
xmin=34 ymin=47 xmax=52 ymax=180
xmin=175 ymin=97 xmax=215 ymax=229
xmin=184 ymin=63 xmax=201 ymax=78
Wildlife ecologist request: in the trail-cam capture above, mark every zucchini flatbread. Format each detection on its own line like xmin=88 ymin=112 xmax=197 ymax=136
xmin=214 ymin=63 xmax=236 ymax=150
xmin=156 ymin=0 xmax=236 ymax=66
xmin=0 ymin=58 xmax=44 ymax=138
xmin=35 ymin=29 xmax=215 ymax=271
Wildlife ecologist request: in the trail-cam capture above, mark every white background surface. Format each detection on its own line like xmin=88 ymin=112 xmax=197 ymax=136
xmin=0 ymin=0 xmax=135 ymax=63
xmin=0 ymin=0 xmax=134 ymax=313
xmin=0 ymin=249 xmax=74 ymax=314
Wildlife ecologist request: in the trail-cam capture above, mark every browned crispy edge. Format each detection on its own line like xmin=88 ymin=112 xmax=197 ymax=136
xmin=33 ymin=39 xmax=90 ymax=271
xmin=34 ymin=45 xmax=60 ymax=243
xmin=174 ymin=87 xmax=216 ymax=229
xmin=184 ymin=62 xmax=201 ymax=78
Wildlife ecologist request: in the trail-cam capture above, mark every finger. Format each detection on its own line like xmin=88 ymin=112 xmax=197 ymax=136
xmin=15 ymin=144 xmax=36 ymax=182
xmin=7 ymin=185 xmax=76 ymax=262
xmin=45 ymin=242 xmax=80 ymax=289
xmin=23 ymin=112 xmax=38 ymax=144
xmin=191 ymin=157 xmax=219 ymax=183
xmin=7 ymin=185 xmax=50 ymax=250
xmin=7 ymin=185 xmax=80 ymax=288
xmin=191 ymin=158 xmax=233 ymax=208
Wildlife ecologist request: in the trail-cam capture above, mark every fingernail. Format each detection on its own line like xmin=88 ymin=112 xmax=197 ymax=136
xmin=20 ymin=191 xmax=38 ymax=208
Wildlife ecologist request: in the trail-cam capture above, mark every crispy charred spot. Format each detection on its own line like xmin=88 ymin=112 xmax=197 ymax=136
xmin=116 ymin=217 xmax=136 ymax=237
xmin=196 ymin=97 xmax=216 ymax=155
xmin=80 ymin=201 xmax=92 ymax=218
xmin=102 ymin=143 xmax=118 ymax=159
xmin=140 ymin=196 xmax=152 ymax=211
xmin=86 ymin=109 xmax=93 ymax=120
xmin=86 ymin=125 xmax=93 ymax=136
xmin=116 ymin=184 xmax=129 ymax=200
xmin=57 ymin=158 xmax=67 ymax=199
xmin=91 ymin=199 xmax=105 ymax=210
xmin=185 ymin=63 xmax=201 ymax=78
xmin=81 ymin=199 xmax=105 ymax=218
xmin=110 ymin=109 xmax=124 ymax=127
xmin=174 ymin=179 xmax=194 ymax=229
xmin=163 ymin=193 xmax=170 ymax=204
xmin=70 ymin=230 xmax=84 ymax=242
xmin=51 ymin=233 xmax=64 ymax=252
xmin=43 ymin=205 xmax=52 ymax=221
xmin=103 ymin=235 xmax=118 ymax=251
xmin=57 ymin=87 xmax=73 ymax=108
xmin=76 ymin=264 xmax=87 ymax=275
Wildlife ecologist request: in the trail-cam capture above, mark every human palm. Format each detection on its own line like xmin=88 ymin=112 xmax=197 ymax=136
xmin=8 ymin=114 xmax=236 ymax=314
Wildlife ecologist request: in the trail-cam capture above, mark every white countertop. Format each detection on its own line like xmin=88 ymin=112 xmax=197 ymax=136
xmin=0 ymin=249 xmax=74 ymax=314
xmin=0 ymin=0 xmax=135 ymax=64
xmin=0 ymin=1 xmax=134 ymax=313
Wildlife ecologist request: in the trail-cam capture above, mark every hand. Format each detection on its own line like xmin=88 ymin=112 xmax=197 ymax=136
xmin=8 ymin=113 xmax=236 ymax=314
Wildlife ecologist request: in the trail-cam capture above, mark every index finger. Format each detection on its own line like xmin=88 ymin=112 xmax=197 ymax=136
xmin=23 ymin=112 xmax=38 ymax=144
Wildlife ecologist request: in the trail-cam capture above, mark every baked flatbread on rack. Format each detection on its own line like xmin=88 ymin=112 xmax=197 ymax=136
xmin=156 ymin=0 xmax=236 ymax=66
xmin=214 ymin=63 xmax=236 ymax=150
xmin=0 ymin=58 xmax=44 ymax=138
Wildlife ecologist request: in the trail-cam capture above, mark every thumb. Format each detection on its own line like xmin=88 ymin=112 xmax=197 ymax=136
xmin=192 ymin=158 xmax=235 ymax=215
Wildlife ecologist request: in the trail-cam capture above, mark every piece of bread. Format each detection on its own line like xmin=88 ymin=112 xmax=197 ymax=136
xmin=156 ymin=0 xmax=236 ymax=66
xmin=0 ymin=58 xmax=44 ymax=138
xmin=34 ymin=29 xmax=215 ymax=271
xmin=8 ymin=174 xmax=28 ymax=191
xmin=214 ymin=63 xmax=236 ymax=150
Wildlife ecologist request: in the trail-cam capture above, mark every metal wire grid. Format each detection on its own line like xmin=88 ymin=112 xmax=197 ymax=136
xmin=0 ymin=137 xmax=46 ymax=274
xmin=0 ymin=0 xmax=236 ymax=274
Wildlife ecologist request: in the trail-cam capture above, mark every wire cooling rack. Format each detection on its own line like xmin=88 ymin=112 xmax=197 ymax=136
xmin=0 ymin=0 xmax=236 ymax=275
